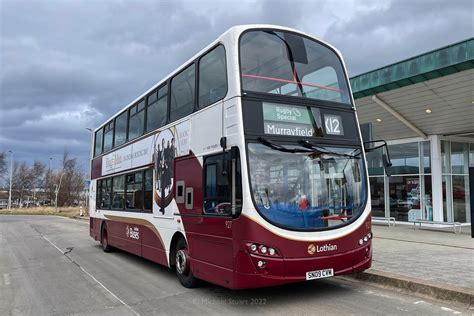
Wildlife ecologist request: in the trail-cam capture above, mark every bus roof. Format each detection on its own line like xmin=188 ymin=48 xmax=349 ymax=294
xmin=93 ymin=24 xmax=342 ymax=132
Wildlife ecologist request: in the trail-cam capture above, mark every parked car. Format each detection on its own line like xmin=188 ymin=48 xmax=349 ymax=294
xmin=0 ymin=199 xmax=8 ymax=209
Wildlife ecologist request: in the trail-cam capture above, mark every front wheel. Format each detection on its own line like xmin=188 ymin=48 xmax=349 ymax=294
xmin=175 ymin=238 xmax=199 ymax=288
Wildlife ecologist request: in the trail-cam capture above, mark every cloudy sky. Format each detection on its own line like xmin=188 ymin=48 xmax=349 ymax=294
xmin=0 ymin=0 xmax=472 ymax=174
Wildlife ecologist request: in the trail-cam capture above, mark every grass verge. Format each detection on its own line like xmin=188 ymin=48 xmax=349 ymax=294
xmin=0 ymin=206 xmax=86 ymax=218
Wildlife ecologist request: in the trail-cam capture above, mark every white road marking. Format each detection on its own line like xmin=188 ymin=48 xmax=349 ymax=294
xmin=3 ymin=273 xmax=11 ymax=285
xmin=58 ymin=216 xmax=89 ymax=225
xmin=413 ymin=301 xmax=426 ymax=305
xmin=364 ymin=290 xmax=393 ymax=299
xmin=77 ymin=265 xmax=140 ymax=316
xmin=40 ymin=234 xmax=140 ymax=316
xmin=441 ymin=306 xmax=461 ymax=314
xmin=42 ymin=235 xmax=66 ymax=254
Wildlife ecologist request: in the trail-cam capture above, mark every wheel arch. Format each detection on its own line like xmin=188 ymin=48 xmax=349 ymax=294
xmin=169 ymin=232 xmax=186 ymax=268
xmin=100 ymin=220 xmax=107 ymax=241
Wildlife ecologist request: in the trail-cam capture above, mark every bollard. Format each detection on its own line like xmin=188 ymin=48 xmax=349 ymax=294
xmin=80 ymin=206 xmax=84 ymax=217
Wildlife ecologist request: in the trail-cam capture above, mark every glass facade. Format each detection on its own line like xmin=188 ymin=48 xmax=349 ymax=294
xmin=441 ymin=141 xmax=471 ymax=223
xmin=369 ymin=176 xmax=385 ymax=217
xmin=366 ymin=139 xmax=474 ymax=223
xmin=368 ymin=141 xmax=428 ymax=221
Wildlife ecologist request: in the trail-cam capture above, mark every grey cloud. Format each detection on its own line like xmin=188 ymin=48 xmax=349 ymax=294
xmin=1 ymin=0 xmax=472 ymax=172
xmin=326 ymin=0 xmax=473 ymax=75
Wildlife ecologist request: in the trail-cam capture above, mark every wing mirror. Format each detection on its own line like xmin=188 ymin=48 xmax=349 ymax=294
xmin=364 ymin=140 xmax=392 ymax=177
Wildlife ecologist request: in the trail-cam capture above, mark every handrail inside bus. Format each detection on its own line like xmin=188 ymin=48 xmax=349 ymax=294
xmin=242 ymin=73 xmax=343 ymax=93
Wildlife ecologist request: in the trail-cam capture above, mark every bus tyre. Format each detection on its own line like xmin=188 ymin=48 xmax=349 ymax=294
xmin=175 ymin=238 xmax=199 ymax=288
xmin=101 ymin=225 xmax=112 ymax=253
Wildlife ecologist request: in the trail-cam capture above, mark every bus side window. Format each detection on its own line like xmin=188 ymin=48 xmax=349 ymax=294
xmin=170 ymin=64 xmax=195 ymax=122
xmin=96 ymin=180 xmax=102 ymax=209
xmin=198 ymin=45 xmax=227 ymax=108
xmin=203 ymin=148 xmax=242 ymax=216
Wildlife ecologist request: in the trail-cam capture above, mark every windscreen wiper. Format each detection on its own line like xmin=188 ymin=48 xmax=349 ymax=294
xmin=257 ymin=137 xmax=312 ymax=154
xmin=263 ymin=30 xmax=305 ymax=97
xmin=298 ymin=140 xmax=360 ymax=159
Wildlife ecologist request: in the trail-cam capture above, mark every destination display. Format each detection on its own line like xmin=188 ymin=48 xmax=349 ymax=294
xmin=262 ymin=102 xmax=315 ymax=137
xmin=324 ymin=114 xmax=344 ymax=136
xmin=242 ymin=100 xmax=357 ymax=141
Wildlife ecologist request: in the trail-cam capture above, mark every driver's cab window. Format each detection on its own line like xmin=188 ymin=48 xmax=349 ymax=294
xmin=203 ymin=148 xmax=242 ymax=215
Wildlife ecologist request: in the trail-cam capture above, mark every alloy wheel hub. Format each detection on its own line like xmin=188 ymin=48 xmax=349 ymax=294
xmin=176 ymin=249 xmax=188 ymax=275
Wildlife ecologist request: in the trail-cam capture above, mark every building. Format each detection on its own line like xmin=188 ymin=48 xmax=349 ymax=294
xmin=350 ymin=38 xmax=473 ymax=224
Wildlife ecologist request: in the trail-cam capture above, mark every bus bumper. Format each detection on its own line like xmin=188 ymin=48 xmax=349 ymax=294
xmin=232 ymin=242 xmax=371 ymax=289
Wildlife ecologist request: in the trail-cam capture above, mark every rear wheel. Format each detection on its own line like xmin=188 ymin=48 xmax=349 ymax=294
xmin=175 ymin=238 xmax=199 ymax=288
xmin=101 ymin=225 xmax=112 ymax=253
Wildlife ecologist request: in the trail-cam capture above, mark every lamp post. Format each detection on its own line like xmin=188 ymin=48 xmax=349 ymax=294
xmin=7 ymin=150 xmax=13 ymax=211
xmin=85 ymin=127 xmax=93 ymax=180
xmin=48 ymin=157 xmax=53 ymax=206
xmin=85 ymin=128 xmax=93 ymax=213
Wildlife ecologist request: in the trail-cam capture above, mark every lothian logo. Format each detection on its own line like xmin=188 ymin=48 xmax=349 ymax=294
xmin=308 ymin=243 xmax=337 ymax=255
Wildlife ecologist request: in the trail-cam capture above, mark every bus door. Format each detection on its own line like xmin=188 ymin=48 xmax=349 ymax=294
xmin=174 ymin=148 xmax=242 ymax=285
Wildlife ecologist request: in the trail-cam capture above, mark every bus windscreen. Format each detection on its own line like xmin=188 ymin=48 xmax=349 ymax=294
xmin=240 ymin=30 xmax=351 ymax=105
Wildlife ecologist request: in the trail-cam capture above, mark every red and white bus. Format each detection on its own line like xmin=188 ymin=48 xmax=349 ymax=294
xmin=89 ymin=25 xmax=389 ymax=289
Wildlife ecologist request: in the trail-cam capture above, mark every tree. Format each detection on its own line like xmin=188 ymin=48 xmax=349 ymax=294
xmin=43 ymin=168 xmax=56 ymax=204
xmin=0 ymin=151 xmax=6 ymax=184
xmin=10 ymin=160 xmax=46 ymax=207
xmin=55 ymin=150 xmax=85 ymax=210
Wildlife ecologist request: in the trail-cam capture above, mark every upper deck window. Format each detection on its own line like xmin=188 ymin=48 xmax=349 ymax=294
xmin=94 ymin=128 xmax=103 ymax=156
xmin=114 ymin=111 xmax=127 ymax=147
xmin=240 ymin=30 xmax=351 ymax=105
xmin=103 ymin=121 xmax=114 ymax=152
xmin=198 ymin=45 xmax=227 ymax=108
xmin=128 ymin=100 xmax=145 ymax=140
xmin=170 ymin=64 xmax=195 ymax=122
xmin=146 ymin=86 xmax=168 ymax=132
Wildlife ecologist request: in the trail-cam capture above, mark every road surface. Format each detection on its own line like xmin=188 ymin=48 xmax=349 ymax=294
xmin=0 ymin=215 xmax=469 ymax=315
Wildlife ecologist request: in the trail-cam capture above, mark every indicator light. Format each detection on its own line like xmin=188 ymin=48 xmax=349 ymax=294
xmin=367 ymin=232 xmax=372 ymax=239
xmin=250 ymin=244 xmax=257 ymax=252
xmin=359 ymin=239 xmax=364 ymax=245
xmin=268 ymin=248 xmax=276 ymax=256
xmin=257 ymin=260 xmax=265 ymax=268
xmin=260 ymin=246 xmax=268 ymax=254
xmin=363 ymin=236 xmax=369 ymax=242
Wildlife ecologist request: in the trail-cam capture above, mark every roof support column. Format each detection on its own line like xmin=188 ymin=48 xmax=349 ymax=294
xmin=429 ymin=135 xmax=444 ymax=222
xmin=372 ymin=95 xmax=428 ymax=139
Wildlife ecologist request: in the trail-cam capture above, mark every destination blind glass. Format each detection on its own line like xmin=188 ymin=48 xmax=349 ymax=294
xmin=242 ymin=100 xmax=357 ymax=140
xmin=263 ymin=102 xmax=316 ymax=137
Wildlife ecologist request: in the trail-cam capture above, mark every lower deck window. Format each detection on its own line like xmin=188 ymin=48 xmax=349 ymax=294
xmin=95 ymin=169 xmax=153 ymax=213
xmin=126 ymin=172 xmax=143 ymax=210
xmin=112 ymin=175 xmax=125 ymax=209
xmin=144 ymin=170 xmax=153 ymax=212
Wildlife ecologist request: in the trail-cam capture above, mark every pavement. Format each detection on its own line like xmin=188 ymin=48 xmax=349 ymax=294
xmin=0 ymin=215 xmax=473 ymax=315
xmin=346 ymin=223 xmax=474 ymax=308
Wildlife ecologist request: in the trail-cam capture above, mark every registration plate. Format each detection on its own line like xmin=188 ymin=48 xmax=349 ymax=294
xmin=306 ymin=268 xmax=334 ymax=280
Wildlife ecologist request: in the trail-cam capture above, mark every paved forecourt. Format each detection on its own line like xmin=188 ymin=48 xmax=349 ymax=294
xmin=0 ymin=215 xmax=470 ymax=315
xmin=371 ymin=224 xmax=474 ymax=290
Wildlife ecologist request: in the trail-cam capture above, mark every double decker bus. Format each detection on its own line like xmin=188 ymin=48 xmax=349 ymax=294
xmin=89 ymin=24 xmax=388 ymax=289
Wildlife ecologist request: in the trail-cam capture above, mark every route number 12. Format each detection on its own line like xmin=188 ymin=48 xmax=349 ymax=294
xmin=325 ymin=115 xmax=343 ymax=135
